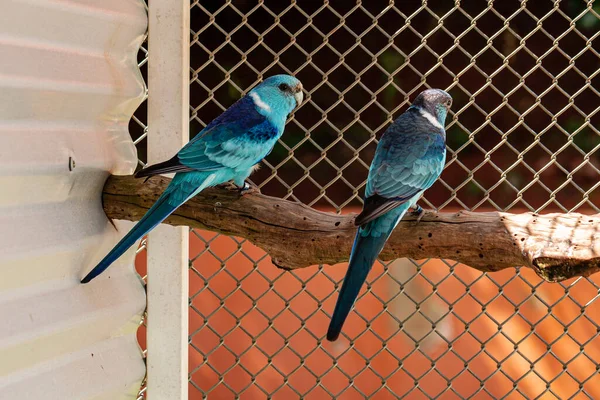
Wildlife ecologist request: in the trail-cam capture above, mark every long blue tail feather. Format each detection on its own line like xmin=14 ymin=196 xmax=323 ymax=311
xmin=327 ymin=206 xmax=408 ymax=341
xmin=81 ymin=173 xmax=213 ymax=283
xmin=81 ymin=190 xmax=179 ymax=283
xmin=326 ymin=229 xmax=387 ymax=341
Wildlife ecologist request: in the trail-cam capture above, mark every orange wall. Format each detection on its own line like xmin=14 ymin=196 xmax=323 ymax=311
xmin=137 ymin=219 xmax=600 ymax=399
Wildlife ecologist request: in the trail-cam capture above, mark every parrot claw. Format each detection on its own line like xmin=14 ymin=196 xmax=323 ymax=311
xmin=410 ymin=204 xmax=425 ymax=223
xmin=216 ymin=182 xmax=232 ymax=189
xmin=236 ymin=180 xmax=259 ymax=196
xmin=217 ymin=181 xmax=257 ymax=195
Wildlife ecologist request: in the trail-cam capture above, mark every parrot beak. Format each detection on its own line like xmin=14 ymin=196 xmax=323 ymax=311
xmin=293 ymin=84 xmax=304 ymax=109
xmin=294 ymin=91 xmax=304 ymax=109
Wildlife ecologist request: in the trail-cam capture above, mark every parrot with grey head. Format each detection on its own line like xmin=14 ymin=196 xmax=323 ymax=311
xmin=327 ymin=88 xmax=452 ymax=341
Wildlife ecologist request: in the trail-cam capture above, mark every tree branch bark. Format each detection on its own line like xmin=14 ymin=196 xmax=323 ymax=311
xmin=102 ymin=175 xmax=600 ymax=282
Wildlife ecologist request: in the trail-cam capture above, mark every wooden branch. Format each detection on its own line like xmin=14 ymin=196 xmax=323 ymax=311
xmin=103 ymin=175 xmax=600 ymax=282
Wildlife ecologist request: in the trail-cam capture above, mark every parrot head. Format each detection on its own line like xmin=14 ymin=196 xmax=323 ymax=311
xmin=412 ymin=88 xmax=453 ymax=126
xmin=249 ymin=74 xmax=303 ymax=119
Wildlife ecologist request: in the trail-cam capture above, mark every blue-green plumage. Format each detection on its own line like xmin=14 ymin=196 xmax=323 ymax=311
xmin=327 ymin=89 xmax=452 ymax=341
xmin=82 ymin=75 xmax=303 ymax=283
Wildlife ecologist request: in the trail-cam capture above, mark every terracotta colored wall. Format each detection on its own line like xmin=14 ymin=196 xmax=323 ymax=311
xmin=137 ymin=214 xmax=600 ymax=399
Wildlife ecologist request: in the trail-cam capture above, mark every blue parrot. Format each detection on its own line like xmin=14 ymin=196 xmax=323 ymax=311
xmin=326 ymin=89 xmax=452 ymax=341
xmin=81 ymin=75 xmax=303 ymax=283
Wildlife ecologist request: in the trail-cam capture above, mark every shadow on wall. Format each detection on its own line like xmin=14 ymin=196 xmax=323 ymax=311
xmin=136 ymin=215 xmax=600 ymax=399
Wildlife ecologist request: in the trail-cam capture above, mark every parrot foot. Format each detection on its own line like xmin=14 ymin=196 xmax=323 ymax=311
xmin=235 ymin=180 xmax=260 ymax=196
xmin=410 ymin=204 xmax=425 ymax=223
xmin=238 ymin=181 xmax=251 ymax=192
xmin=218 ymin=181 xmax=259 ymax=195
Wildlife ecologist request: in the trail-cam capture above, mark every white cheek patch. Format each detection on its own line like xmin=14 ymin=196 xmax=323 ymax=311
xmin=419 ymin=107 xmax=444 ymax=130
xmin=250 ymin=92 xmax=271 ymax=112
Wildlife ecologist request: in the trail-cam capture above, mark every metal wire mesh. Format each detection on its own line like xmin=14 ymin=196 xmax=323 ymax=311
xmin=134 ymin=1 xmax=600 ymax=398
xmin=130 ymin=25 xmax=149 ymax=400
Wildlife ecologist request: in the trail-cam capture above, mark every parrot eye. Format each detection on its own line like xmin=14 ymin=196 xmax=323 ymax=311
xmin=279 ymin=83 xmax=290 ymax=92
xmin=445 ymin=100 xmax=452 ymax=107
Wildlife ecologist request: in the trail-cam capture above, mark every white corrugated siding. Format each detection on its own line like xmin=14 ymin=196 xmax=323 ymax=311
xmin=0 ymin=0 xmax=148 ymax=399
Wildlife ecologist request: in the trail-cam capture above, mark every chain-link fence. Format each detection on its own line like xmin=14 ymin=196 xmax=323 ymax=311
xmin=131 ymin=1 xmax=600 ymax=398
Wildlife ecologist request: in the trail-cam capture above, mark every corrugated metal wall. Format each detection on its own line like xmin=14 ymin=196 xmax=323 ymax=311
xmin=0 ymin=0 xmax=148 ymax=398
